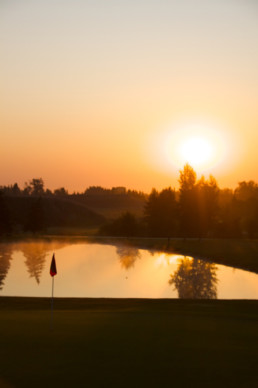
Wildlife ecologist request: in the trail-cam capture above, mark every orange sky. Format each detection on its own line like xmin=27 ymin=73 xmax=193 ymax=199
xmin=1 ymin=0 xmax=258 ymax=193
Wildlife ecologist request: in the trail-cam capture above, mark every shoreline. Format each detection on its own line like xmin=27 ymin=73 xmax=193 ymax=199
xmin=1 ymin=296 xmax=258 ymax=310
xmin=1 ymin=235 xmax=258 ymax=274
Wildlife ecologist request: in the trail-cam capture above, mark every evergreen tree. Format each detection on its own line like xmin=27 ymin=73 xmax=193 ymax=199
xmin=144 ymin=187 xmax=178 ymax=237
xmin=178 ymin=164 xmax=198 ymax=237
xmin=0 ymin=192 xmax=12 ymax=235
xmin=196 ymin=175 xmax=219 ymax=237
xmin=25 ymin=197 xmax=45 ymax=233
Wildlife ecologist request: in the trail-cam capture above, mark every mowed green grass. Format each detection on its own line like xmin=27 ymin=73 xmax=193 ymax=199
xmin=0 ymin=298 xmax=258 ymax=388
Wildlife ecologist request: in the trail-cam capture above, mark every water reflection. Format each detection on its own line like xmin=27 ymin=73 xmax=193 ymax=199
xmin=116 ymin=245 xmax=141 ymax=270
xmin=22 ymin=244 xmax=48 ymax=284
xmin=16 ymin=240 xmax=71 ymax=284
xmin=169 ymin=257 xmax=218 ymax=299
xmin=1 ymin=240 xmax=258 ymax=299
xmin=0 ymin=245 xmax=13 ymax=290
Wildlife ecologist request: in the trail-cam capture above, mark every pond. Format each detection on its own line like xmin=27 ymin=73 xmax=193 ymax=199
xmin=1 ymin=239 xmax=258 ymax=299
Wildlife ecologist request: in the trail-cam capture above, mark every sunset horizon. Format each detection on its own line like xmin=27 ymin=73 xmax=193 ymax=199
xmin=1 ymin=0 xmax=258 ymax=193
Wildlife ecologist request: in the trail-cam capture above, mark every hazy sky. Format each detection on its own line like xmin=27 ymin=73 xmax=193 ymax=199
xmin=1 ymin=0 xmax=258 ymax=192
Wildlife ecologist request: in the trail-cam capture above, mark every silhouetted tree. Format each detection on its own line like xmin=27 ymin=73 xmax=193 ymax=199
xmin=45 ymin=189 xmax=53 ymax=196
xmin=12 ymin=183 xmax=21 ymax=196
xmin=235 ymin=181 xmax=258 ymax=201
xmin=23 ymin=178 xmax=44 ymax=196
xmin=178 ymin=164 xmax=198 ymax=237
xmin=144 ymin=187 xmax=178 ymax=237
xmin=0 ymin=183 xmax=21 ymax=196
xmin=84 ymin=186 xmax=109 ymax=195
xmin=240 ymin=197 xmax=258 ymax=238
xmin=216 ymin=195 xmax=242 ymax=238
xmin=25 ymin=197 xmax=45 ymax=233
xmin=30 ymin=178 xmax=45 ymax=196
xmin=233 ymin=181 xmax=258 ymax=237
xmin=233 ymin=182 xmax=258 ymax=238
xmin=0 ymin=192 xmax=12 ymax=235
xmin=54 ymin=187 xmax=68 ymax=196
xmin=144 ymin=189 xmax=159 ymax=236
xmin=100 ymin=212 xmax=139 ymax=237
xmin=196 ymin=175 xmax=219 ymax=237
xmin=23 ymin=182 xmax=32 ymax=196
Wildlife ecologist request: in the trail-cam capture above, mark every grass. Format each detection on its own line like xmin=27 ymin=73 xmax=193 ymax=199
xmin=1 ymin=297 xmax=258 ymax=387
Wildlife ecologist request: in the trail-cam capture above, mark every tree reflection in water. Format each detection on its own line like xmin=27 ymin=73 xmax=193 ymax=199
xmin=16 ymin=240 xmax=70 ymax=284
xmin=116 ymin=245 xmax=141 ymax=270
xmin=0 ymin=245 xmax=13 ymax=290
xmin=22 ymin=243 xmax=48 ymax=284
xmin=169 ymin=257 xmax=218 ymax=299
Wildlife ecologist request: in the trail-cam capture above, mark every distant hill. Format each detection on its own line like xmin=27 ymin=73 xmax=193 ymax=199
xmin=70 ymin=193 xmax=146 ymax=219
xmin=0 ymin=187 xmax=147 ymax=236
xmin=0 ymin=183 xmax=147 ymax=225
xmin=5 ymin=196 xmax=105 ymax=233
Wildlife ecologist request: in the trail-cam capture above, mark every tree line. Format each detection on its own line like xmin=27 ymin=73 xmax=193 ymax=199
xmin=1 ymin=165 xmax=258 ymax=238
xmin=0 ymin=179 xmax=145 ymax=235
xmin=0 ymin=178 xmax=146 ymax=200
xmin=101 ymin=164 xmax=258 ymax=238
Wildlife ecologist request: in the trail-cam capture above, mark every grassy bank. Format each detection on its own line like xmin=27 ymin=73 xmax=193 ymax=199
xmin=0 ymin=297 xmax=258 ymax=387
xmin=88 ymin=236 xmax=258 ymax=274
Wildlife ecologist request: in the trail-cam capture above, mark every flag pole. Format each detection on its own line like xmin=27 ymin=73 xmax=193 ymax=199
xmin=51 ymin=275 xmax=54 ymax=329
xmin=50 ymin=253 xmax=57 ymax=330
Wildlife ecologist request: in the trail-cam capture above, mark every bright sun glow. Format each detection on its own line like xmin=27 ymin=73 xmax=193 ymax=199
xmin=179 ymin=136 xmax=213 ymax=167
xmin=149 ymin=121 xmax=231 ymax=174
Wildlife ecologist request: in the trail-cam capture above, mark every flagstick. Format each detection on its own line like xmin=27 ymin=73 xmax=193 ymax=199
xmin=50 ymin=253 xmax=57 ymax=331
xmin=51 ymin=276 xmax=54 ymax=330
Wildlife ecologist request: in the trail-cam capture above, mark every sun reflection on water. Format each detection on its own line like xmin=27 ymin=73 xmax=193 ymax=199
xmin=155 ymin=253 xmax=188 ymax=267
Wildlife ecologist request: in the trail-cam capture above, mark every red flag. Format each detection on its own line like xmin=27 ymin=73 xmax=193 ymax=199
xmin=50 ymin=254 xmax=57 ymax=277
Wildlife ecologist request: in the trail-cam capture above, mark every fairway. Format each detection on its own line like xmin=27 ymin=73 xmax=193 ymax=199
xmin=0 ymin=298 xmax=258 ymax=387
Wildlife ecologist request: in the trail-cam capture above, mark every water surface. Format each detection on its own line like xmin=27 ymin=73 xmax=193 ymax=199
xmin=1 ymin=239 xmax=258 ymax=299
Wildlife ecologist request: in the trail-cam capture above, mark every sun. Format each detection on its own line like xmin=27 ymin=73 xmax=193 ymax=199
xmin=147 ymin=120 xmax=233 ymax=175
xmin=152 ymin=121 xmax=229 ymax=173
xmin=179 ymin=136 xmax=213 ymax=167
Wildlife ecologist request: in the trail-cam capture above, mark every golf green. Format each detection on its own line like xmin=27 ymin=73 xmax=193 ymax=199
xmin=0 ymin=298 xmax=258 ymax=387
